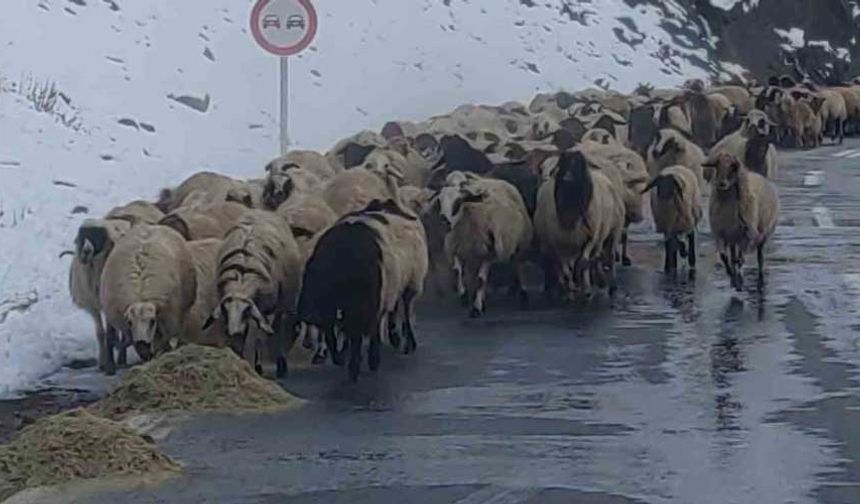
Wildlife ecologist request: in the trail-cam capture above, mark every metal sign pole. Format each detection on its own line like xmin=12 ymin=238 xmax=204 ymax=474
xmin=280 ymin=56 xmax=289 ymax=155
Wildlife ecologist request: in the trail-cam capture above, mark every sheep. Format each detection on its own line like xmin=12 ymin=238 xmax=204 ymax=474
xmin=386 ymin=137 xmax=437 ymax=187
xmin=435 ymin=173 xmax=533 ymax=316
xmin=156 ymin=171 xmax=242 ymax=213
xmin=298 ymin=199 xmax=429 ymax=381
xmin=158 ymin=200 xmax=250 ymax=240
xmin=275 ymin=192 xmax=338 ymax=262
xmin=534 ymin=151 xmax=625 ymax=298
xmin=221 ymin=178 xmax=267 ymax=209
xmin=793 ymin=96 xmax=825 ymax=149
xmin=705 ymin=153 xmax=780 ymax=291
xmin=67 ymin=218 xmax=133 ymax=375
xmin=709 ymin=110 xmax=778 ymax=180
xmin=325 ymin=130 xmax=387 ymax=171
xmin=380 ymin=120 xmax=420 ymax=141
xmin=835 ymin=85 xmax=860 ymax=134
xmin=262 ymin=163 xmax=326 ymax=210
xmin=100 ymin=224 xmax=197 ymax=362
xmin=322 ymin=163 xmax=403 ymax=217
xmin=817 ymin=88 xmax=847 ymax=144
xmin=646 ymin=128 xmax=706 ymax=186
xmin=579 ymin=129 xmax=650 ymax=265
xmin=203 ymin=210 xmax=303 ymax=377
xmin=105 ymin=200 xmax=165 ymax=225
xmin=182 ymin=238 xmax=224 ymax=347
xmin=710 ymin=86 xmax=754 ymax=114
xmin=642 ymin=165 xmax=702 ymax=272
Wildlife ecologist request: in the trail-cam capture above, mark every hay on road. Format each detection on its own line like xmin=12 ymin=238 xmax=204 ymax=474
xmin=91 ymin=344 xmax=302 ymax=420
xmin=0 ymin=409 xmax=178 ymax=501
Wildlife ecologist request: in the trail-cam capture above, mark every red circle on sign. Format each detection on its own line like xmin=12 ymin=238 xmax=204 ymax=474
xmin=250 ymin=0 xmax=318 ymax=56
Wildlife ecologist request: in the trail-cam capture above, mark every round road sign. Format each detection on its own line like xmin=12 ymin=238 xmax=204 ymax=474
xmin=251 ymin=0 xmax=318 ymax=56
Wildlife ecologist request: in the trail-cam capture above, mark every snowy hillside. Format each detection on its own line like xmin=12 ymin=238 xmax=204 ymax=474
xmin=0 ymin=0 xmax=738 ymax=395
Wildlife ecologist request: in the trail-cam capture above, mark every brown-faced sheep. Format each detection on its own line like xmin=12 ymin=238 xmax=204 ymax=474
xmin=642 ymin=165 xmax=702 ymax=272
xmin=709 ymin=110 xmax=778 ymax=180
xmin=705 ymin=153 xmax=780 ymax=291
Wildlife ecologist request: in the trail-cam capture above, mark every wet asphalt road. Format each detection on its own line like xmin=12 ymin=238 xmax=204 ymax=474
xmin=62 ymin=142 xmax=860 ymax=503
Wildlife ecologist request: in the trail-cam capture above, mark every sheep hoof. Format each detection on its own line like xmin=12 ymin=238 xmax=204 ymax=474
xmin=368 ymin=348 xmax=381 ymax=372
xmin=301 ymin=335 xmax=314 ymax=350
xmin=276 ymin=357 xmax=288 ymax=379
xmin=388 ymin=330 xmax=401 ymax=350
xmin=103 ymin=364 xmax=116 ymax=377
xmin=255 ymin=364 xmax=264 ymax=376
xmin=622 ymin=256 xmax=632 ymax=267
xmin=469 ymin=307 xmax=483 ymax=319
xmin=459 ymin=293 xmax=470 ymax=307
xmin=312 ymin=350 xmax=327 ymax=365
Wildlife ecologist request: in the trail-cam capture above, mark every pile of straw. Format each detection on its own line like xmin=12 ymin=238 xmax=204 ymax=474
xmin=91 ymin=344 xmax=302 ymax=419
xmin=0 ymin=409 xmax=178 ymax=500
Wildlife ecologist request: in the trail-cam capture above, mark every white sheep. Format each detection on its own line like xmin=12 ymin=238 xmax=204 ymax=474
xmin=182 ymin=238 xmax=224 ymax=347
xmin=203 ymin=210 xmax=302 ymax=377
xmin=709 ymin=109 xmax=778 ymax=180
xmin=158 ymin=200 xmax=249 ymax=240
xmin=322 ymin=165 xmax=403 ymax=217
xmin=436 ymin=172 xmax=533 ymax=317
xmin=534 ymin=150 xmax=625 ymax=298
xmin=642 ymin=165 xmax=703 ymax=272
xmin=67 ymin=218 xmax=133 ymax=375
xmin=100 ymin=224 xmax=198 ymax=362
xmin=156 ymin=171 xmax=242 ymax=213
xmin=705 ymin=153 xmax=780 ymax=291
xmin=646 ymin=128 xmax=706 ymax=186
xmin=579 ymin=129 xmax=650 ymax=266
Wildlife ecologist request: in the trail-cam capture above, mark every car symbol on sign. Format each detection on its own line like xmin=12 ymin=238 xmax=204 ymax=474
xmin=286 ymin=15 xmax=305 ymax=30
xmin=262 ymin=14 xmax=281 ymax=29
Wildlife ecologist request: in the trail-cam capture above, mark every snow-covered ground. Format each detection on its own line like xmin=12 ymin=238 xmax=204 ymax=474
xmin=0 ymin=0 xmax=724 ymax=396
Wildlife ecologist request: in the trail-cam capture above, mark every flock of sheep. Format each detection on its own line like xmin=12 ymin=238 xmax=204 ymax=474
xmin=65 ymin=74 xmax=860 ymax=382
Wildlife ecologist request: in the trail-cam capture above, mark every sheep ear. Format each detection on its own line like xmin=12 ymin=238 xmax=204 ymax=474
xmin=461 ymin=186 xmax=487 ymax=203
xmin=641 ymin=178 xmax=659 ymax=194
xmin=248 ymin=304 xmax=274 ymax=335
xmin=202 ymin=306 xmax=221 ymax=331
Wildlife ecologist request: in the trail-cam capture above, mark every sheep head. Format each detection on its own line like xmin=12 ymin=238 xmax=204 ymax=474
xmin=125 ymin=301 xmax=158 ymax=361
xmin=743 ymin=110 xmax=775 ymax=139
xmin=203 ymin=295 xmax=273 ymax=359
xmin=582 ymin=128 xmax=615 ymax=146
xmin=433 ymin=181 xmax=487 ymax=228
xmin=704 ymin=153 xmax=742 ymax=192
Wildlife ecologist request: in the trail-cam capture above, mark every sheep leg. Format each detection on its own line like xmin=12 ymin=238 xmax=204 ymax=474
xmin=103 ymin=324 xmax=117 ymax=376
xmin=310 ymin=326 xmax=329 ymax=365
xmin=271 ymin=314 xmax=288 ymax=379
xmin=388 ymin=304 xmax=402 ymax=350
xmin=731 ymin=246 xmax=744 ymax=292
xmin=326 ymin=325 xmax=346 ymax=367
xmin=575 ymin=257 xmax=593 ymax=299
xmin=452 ymin=257 xmax=468 ymax=306
xmin=471 ymin=261 xmax=491 ymax=318
xmin=720 ymin=252 xmax=736 ymax=289
xmin=116 ymin=335 xmax=128 ymax=367
xmin=542 ymin=256 xmax=560 ymax=301
xmin=514 ymin=261 xmax=529 ymax=308
xmin=604 ymin=240 xmax=618 ymax=296
xmin=757 ymin=242 xmax=766 ymax=288
xmin=402 ymin=292 xmax=418 ymax=355
xmin=621 ymin=230 xmax=632 ymax=266
xmin=368 ymin=328 xmax=381 ymax=372
xmin=664 ymin=238 xmax=676 ymax=273
xmin=687 ymin=232 xmax=697 ymax=270
xmin=839 ymin=118 xmax=845 ymax=145
xmin=348 ymin=331 xmax=363 ymax=383
xmin=92 ymin=311 xmax=108 ymax=372
xmin=676 ymin=236 xmax=688 ymax=259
